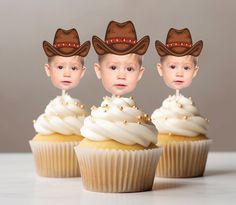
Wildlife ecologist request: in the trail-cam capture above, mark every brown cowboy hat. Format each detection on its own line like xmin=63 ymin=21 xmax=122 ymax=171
xmin=92 ymin=20 xmax=150 ymax=55
xmin=43 ymin=28 xmax=90 ymax=57
xmin=155 ymin=28 xmax=203 ymax=57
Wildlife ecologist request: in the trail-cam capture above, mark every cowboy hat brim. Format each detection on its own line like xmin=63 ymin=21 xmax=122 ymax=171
xmin=155 ymin=40 xmax=203 ymax=57
xmin=92 ymin=35 xmax=150 ymax=55
xmin=43 ymin=41 xmax=91 ymax=57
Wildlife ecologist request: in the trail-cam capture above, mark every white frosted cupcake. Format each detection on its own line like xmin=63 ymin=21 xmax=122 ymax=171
xmin=151 ymin=94 xmax=211 ymax=178
xmin=30 ymin=93 xmax=86 ymax=177
xmin=75 ymin=96 xmax=162 ymax=192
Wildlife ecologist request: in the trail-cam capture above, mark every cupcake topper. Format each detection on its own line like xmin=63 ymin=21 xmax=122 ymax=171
xmin=155 ymin=28 xmax=203 ymax=94
xmin=42 ymin=28 xmax=91 ymax=94
xmin=92 ymin=20 xmax=150 ymax=96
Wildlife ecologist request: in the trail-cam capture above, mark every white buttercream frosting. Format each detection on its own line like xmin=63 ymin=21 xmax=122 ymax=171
xmin=81 ymin=96 xmax=157 ymax=147
xmin=151 ymin=94 xmax=208 ymax=137
xmin=34 ymin=93 xmax=87 ymax=135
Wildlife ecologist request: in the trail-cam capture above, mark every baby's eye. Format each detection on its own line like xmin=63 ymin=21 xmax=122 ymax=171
xmin=110 ymin=66 xmax=117 ymax=70
xmin=184 ymin=66 xmax=190 ymax=70
xmin=126 ymin=67 xmax=134 ymax=72
xmin=170 ymin=65 xmax=175 ymax=69
xmin=71 ymin=66 xmax=78 ymax=71
xmin=57 ymin=65 xmax=63 ymax=70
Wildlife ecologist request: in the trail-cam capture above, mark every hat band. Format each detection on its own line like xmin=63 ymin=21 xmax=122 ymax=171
xmin=105 ymin=38 xmax=137 ymax=45
xmin=53 ymin=43 xmax=80 ymax=48
xmin=166 ymin=42 xmax=192 ymax=48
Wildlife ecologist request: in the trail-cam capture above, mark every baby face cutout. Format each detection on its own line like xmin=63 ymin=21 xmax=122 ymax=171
xmin=157 ymin=55 xmax=198 ymax=90
xmin=94 ymin=53 xmax=145 ymax=96
xmin=44 ymin=55 xmax=85 ymax=91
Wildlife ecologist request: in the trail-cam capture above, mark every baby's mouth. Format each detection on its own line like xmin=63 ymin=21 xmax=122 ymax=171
xmin=174 ymin=80 xmax=184 ymax=85
xmin=114 ymin=84 xmax=127 ymax=89
xmin=61 ymin=81 xmax=72 ymax=85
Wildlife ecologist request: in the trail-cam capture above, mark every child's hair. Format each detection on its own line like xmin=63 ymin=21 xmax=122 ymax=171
xmin=98 ymin=53 xmax=143 ymax=67
xmin=47 ymin=55 xmax=85 ymax=66
xmin=160 ymin=55 xmax=198 ymax=66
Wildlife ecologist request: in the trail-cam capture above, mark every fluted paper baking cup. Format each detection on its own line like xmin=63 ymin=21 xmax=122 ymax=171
xmin=29 ymin=140 xmax=80 ymax=177
xmin=156 ymin=139 xmax=212 ymax=178
xmin=74 ymin=146 xmax=162 ymax=193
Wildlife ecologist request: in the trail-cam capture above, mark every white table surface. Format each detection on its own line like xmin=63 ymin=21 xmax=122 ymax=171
xmin=0 ymin=152 xmax=235 ymax=205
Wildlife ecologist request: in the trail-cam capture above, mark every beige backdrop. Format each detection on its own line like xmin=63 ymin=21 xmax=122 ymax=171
xmin=0 ymin=0 xmax=235 ymax=152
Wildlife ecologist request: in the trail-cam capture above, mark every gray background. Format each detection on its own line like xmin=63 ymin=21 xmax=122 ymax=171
xmin=0 ymin=0 xmax=235 ymax=152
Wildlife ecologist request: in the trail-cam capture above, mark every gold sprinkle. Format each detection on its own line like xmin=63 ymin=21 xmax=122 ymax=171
xmin=144 ymin=114 xmax=148 ymax=118
xmin=138 ymin=121 xmax=141 ymax=124
xmin=177 ymin=103 xmax=183 ymax=108
xmin=137 ymin=115 xmax=142 ymax=120
xmin=132 ymin=105 xmax=137 ymax=109
xmin=123 ymin=120 xmax=127 ymax=124
xmin=183 ymin=116 xmax=188 ymax=120
xmin=80 ymin=105 xmax=84 ymax=109
xmin=129 ymin=96 xmax=134 ymax=99
xmin=91 ymin=105 xmax=97 ymax=110
xmin=168 ymin=132 xmax=172 ymax=136
xmin=205 ymin=118 xmax=210 ymax=123
xmin=147 ymin=117 xmax=151 ymax=121
xmin=75 ymin=102 xmax=79 ymax=106
xmin=33 ymin=120 xmax=36 ymax=124
xmin=119 ymin=106 xmax=123 ymax=111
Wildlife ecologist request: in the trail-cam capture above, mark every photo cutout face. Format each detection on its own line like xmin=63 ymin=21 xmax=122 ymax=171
xmin=94 ymin=53 xmax=145 ymax=96
xmin=157 ymin=55 xmax=198 ymax=90
xmin=45 ymin=55 xmax=85 ymax=91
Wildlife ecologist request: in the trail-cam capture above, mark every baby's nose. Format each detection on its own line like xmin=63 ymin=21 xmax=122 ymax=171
xmin=176 ymin=68 xmax=183 ymax=76
xmin=63 ymin=68 xmax=71 ymax=77
xmin=117 ymin=69 xmax=126 ymax=79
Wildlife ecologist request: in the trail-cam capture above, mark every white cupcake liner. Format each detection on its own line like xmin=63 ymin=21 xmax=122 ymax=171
xmin=29 ymin=140 xmax=80 ymax=177
xmin=156 ymin=139 xmax=212 ymax=178
xmin=74 ymin=146 xmax=162 ymax=193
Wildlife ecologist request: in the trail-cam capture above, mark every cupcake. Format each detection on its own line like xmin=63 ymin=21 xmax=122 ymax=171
xmin=74 ymin=96 xmax=162 ymax=192
xmin=151 ymin=94 xmax=211 ymax=178
xmin=30 ymin=93 xmax=86 ymax=177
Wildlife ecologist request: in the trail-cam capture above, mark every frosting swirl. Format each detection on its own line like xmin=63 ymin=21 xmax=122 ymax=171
xmin=81 ymin=96 xmax=157 ymax=147
xmin=34 ymin=94 xmax=87 ymax=135
xmin=151 ymin=94 xmax=208 ymax=137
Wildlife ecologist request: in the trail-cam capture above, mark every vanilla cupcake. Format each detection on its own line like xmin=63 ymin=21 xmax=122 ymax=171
xmin=151 ymin=94 xmax=211 ymax=178
xmin=30 ymin=93 xmax=86 ymax=177
xmin=75 ymin=96 xmax=162 ymax=192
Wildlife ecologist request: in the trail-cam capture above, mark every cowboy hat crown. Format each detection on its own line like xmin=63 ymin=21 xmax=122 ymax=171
xmin=155 ymin=28 xmax=203 ymax=57
xmin=43 ymin=28 xmax=90 ymax=57
xmin=92 ymin=20 xmax=150 ymax=55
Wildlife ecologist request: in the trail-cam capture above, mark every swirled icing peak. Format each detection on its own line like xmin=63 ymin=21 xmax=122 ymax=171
xmin=81 ymin=95 xmax=157 ymax=147
xmin=34 ymin=93 xmax=87 ymax=135
xmin=151 ymin=94 xmax=208 ymax=137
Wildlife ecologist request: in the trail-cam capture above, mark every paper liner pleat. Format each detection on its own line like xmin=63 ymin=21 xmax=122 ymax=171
xmin=156 ymin=140 xmax=212 ymax=178
xmin=75 ymin=147 xmax=162 ymax=192
xmin=29 ymin=141 xmax=80 ymax=177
